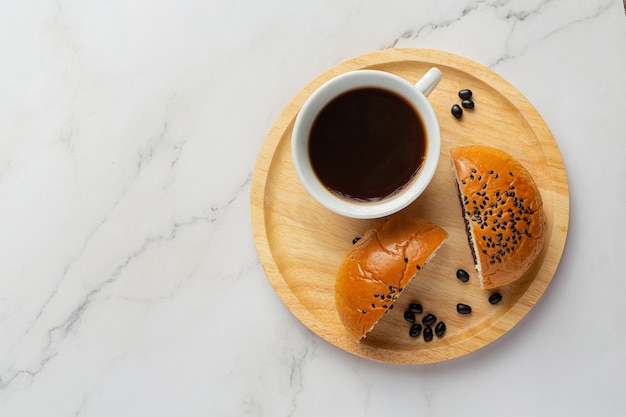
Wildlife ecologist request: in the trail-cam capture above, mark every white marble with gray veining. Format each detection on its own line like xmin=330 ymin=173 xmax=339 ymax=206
xmin=1 ymin=1 xmax=625 ymax=416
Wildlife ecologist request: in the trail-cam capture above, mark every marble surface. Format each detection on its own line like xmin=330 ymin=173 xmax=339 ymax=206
xmin=1 ymin=1 xmax=625 ymax=416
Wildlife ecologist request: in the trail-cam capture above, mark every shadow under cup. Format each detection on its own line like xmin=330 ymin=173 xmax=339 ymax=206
xmin=292 ymin=70 xmax=441 ymax=219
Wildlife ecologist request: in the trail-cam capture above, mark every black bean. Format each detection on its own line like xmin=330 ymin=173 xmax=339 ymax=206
xmin=422 ymin=313 xmax=437 ymax=326
xmin=459 ymin=89 xmax=473 ymax=99
xmin=435 ymin=321 xmax=446 ymax=337
xmin=409 ymin=323 xmax=422 ymax=337
xmin=423 ymin=327 xmax=433 ymax=342
xmin=457 ymin=303 xmax=472 ymax=314
xmin=489 ymin=292 xmax=503 ymax=305
xmin=451 ymin=104 xmax=463 ymax=119
xmin=408 ymin=303 xmax=423 ymax=314
xmin=461 ymin=99 xmax=475 ymax=109
xmin=404 ymin=310 xmax=416 ymax=323
xmin=352 ymin=237 xmax=361 ymax=244
xmin=456 ymin=269 xmax=470 ymax=283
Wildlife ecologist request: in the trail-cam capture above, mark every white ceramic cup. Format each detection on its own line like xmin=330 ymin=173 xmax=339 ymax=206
xmin=291 ymin=67 xmax=442 ymax=219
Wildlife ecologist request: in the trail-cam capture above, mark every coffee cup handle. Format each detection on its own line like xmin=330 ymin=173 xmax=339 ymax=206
xmin=415 ymin=67 xmax=443 ymax=97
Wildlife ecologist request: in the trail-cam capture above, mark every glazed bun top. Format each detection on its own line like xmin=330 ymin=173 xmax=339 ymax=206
xmin=335 ymin=217 xmax=448 ymax=340
xmin=451 ymin=145 xmax=545 ymax=289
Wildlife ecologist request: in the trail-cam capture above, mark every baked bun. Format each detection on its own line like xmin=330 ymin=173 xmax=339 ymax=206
xmin=335 ymin=217 xmax=448 ymax=340
xmin=451 ymin=145 xmax=545 ymax=289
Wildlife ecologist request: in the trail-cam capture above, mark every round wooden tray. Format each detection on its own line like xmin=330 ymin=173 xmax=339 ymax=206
xmin=250 ymin=48 xmax=569 ymax=364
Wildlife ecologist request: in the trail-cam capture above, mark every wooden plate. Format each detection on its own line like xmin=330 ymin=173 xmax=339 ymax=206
xmin=250 ymin=48 xmax=569 ymax=364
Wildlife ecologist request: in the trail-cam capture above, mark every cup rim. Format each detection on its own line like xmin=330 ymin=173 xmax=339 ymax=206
xmin=291 ymin=69 xmax=441 ymax=219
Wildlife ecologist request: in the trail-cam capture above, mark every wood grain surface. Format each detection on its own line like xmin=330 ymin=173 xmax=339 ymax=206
xmin=250 ymin=48 xmax=569 ymax=364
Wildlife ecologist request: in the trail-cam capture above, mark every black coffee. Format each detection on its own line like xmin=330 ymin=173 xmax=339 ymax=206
xmin=309 ymin=88 xmax=426 ymax=202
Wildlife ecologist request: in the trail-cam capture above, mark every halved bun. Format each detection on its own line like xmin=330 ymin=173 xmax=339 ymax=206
xmin=335 ymin=217 xmax=448 ymax=340
xmin=451 ymin=146 xmax=545 ymax=289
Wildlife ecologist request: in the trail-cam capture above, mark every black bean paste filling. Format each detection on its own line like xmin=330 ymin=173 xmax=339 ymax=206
xmin=456 ymin=178 xmax=479 ymax=267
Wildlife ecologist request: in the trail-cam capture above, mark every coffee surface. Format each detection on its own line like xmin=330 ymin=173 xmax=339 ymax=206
xmin=309 ymin=88 xmax=426 ymax=202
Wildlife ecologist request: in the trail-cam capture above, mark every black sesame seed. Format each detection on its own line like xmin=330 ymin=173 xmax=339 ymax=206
xmin=371 ymin=303 xmax=376 ymax=308
xmin=459 ymin=89 xmax=473 ymax=99
xmin=422 ymin=314 xmax=437 ymax=326
xmin=435 ymin=321 xmax=446 ymax=337
xmin=461 ymin=99 xmax=475 ymax=109
xmin=457 ymin=303 xmax=472 ymax=314
xmin=404 ymin=257 xmax=409 ymax=263
xmin=404 ymin=310 xmax=416 ymax=323
xmin=456 ymin=269 xmax=470 ymax=282
xmin=451 ymin=104 xmax=463 ymax=118
xmin=352 ymin=237 xmax=361 ymax=245
xmin=423 ymin=327 xmax=434 ymax=342
xmin=489 ymin=293 xmax=503 ymax=305
xmin=409 ymin=323 xmax=422 ymax=338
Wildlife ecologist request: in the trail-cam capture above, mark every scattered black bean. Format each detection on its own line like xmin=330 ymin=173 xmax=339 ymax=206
xmin=409 ymin=323 xmax=422 ymax=337
xmin=461 ymin=99 xmax=475 ymax=109
xmin=408 ymin=303 xmax=423 ymax=314
xmin=435 ymin=321 xmax=446 ymax=337
xmin=404 ymin=310 xmax=416 ymax=323
xmin=489 ymin=292 xmax=503 ymax=305
xmin=451 ymin=104 xmax=463 ymax=119
xmin=457 ymin=303 xmax=472 ymax=314
xmin=459 ymin=89 xmax=473 ymax=99
xmin=456 ymin=269 xmax=470 ymax=283
xmin=422 ymin=313 xmax=437 ymax=326
xmin=423 ymin=327 xmax=433 ymax=342
xmin=352 ymin=237 xmax=361 ymax=245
